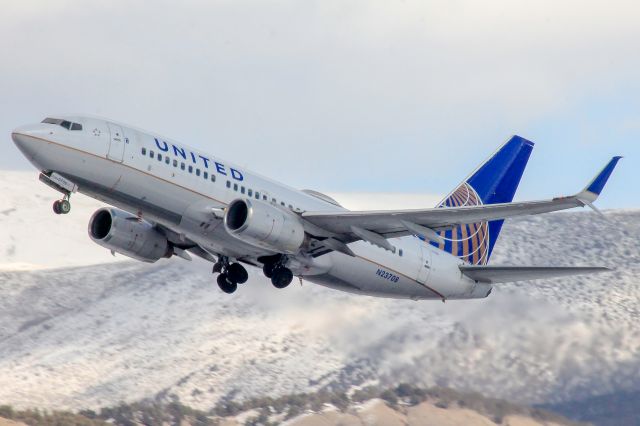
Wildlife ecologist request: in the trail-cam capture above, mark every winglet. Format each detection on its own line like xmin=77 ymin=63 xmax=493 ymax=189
xmin=577 ymin=156 xmax=622 ymax=203
xmin=584 ymin=156 xmax=622 ymax=195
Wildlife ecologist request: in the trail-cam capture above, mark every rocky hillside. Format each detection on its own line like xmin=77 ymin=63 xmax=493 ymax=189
xmin=0 ymin=385 xmax=583 ymax=425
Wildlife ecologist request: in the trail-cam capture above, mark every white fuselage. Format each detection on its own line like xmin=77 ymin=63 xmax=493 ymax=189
xmin=12 ymin=116 xmax=491 ymax=300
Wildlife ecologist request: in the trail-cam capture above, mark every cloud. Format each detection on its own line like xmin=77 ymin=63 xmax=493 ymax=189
xmin=1 ymin=0 xmax=637 ymax=205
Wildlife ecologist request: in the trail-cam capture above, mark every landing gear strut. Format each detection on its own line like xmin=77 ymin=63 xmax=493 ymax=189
xmin=212 ymin=256 xmax=249 ymax=294
xmin=53 ymin=196 xmax=71 ymax=215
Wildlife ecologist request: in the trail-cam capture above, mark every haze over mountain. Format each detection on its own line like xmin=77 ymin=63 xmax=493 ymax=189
xmin=0 ymin=171 xmax=638 ymax=419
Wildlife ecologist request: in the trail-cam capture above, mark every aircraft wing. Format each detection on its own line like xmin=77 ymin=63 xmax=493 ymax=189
xmin=301 ymin=157 xmax=621 ymax=255
xmin=459 ymin=265 xmax=611 ymax=283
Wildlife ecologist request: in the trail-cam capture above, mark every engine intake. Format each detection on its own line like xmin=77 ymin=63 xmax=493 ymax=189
xmin=88 ymin=208 xmax=171 ymax=263
xmin=224 ymin=198 xmax=305 ymax=254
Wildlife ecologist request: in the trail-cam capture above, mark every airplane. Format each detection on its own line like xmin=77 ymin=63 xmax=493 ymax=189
xmin=11 ymin=115 xmax=621 ymax=301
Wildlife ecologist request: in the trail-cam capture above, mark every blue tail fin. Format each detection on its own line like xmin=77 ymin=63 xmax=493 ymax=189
xmin=431 ymin=136 xmax=534 ymax=265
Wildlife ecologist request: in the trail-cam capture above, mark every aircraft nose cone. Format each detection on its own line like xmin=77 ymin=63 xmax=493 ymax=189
xmin=12 ymin=127 xmax=32 ymax=148
xmin=11 ymin=125 xmax=46 ymax=162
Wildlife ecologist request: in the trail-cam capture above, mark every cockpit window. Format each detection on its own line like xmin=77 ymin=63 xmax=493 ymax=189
xmin=41 ymin=117 xmax=83 ymax=131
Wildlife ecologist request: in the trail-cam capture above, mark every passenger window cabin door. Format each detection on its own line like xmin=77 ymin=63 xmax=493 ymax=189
xmin=106 ymin=122 xmax=126 ymax=162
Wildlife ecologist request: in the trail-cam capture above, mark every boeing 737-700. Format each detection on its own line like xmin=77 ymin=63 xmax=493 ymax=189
xmin=11 ymin=116 xmax=620 ymax=300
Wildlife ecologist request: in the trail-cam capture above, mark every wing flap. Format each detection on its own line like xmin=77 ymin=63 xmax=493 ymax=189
xmin=459 ymin=265 xmax=611 ymax=284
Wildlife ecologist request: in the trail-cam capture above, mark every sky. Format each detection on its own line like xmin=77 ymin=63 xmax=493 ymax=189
xmin=1 ymin=0 xmax=638 ymax=208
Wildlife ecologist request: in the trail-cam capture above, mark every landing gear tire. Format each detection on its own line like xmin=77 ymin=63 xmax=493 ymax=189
xmin=271 ymin=267 xmax=293 ymax=289
xmin=263 ymin=263 xmax=276 ymax=279
xmin=228 ymin=263 xmax=249 ymax=284
xmin=217 ymin=273 xmax=237 ymax=294
xmin=58 ymin=199 xmax=71 ymax=214
xmin=53 ymin=199 xmax=71 ymax=215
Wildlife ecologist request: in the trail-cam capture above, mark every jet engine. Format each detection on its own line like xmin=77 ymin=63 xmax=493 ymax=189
xmin=88 ymin=208 xmax=171 ymax=263
xmin=224 ymin=198 xmax=305 ymax=254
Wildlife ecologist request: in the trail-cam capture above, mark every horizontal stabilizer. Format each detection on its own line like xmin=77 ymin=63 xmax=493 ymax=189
xmin=460 ymin=265 xmax=610 ymax=284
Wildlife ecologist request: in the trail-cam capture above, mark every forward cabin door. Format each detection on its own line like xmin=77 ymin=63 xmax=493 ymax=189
xmin=106 ymin=122 xmax=125 ymax=162
xmin=417 ymin=244 xmax=432 ymax=284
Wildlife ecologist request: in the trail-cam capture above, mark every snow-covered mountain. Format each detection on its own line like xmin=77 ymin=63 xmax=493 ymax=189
xmin=0 ymin=172 xmax=120 ymax=270
xmin=0 ymin=171 xmax=639 ymax=412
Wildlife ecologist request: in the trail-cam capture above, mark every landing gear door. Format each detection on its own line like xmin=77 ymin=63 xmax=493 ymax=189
xmin=107 ymin=122 xmax=125 ymax=162
xmin=417 ymin=244 xmax=432 ymax=284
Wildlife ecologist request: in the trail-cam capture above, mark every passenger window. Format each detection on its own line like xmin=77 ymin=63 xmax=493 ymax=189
xmin=173 ymin=159 xmax=178 ymax=167
xmin=281 ymin=202 xmax=285 ymax=206
xmin=203 ymin=171 xmax=208 ymax=179
xmin=188 ymin=165 xmax=193 ymax=173
xmin=181 ymin=162 xmax=185 ymax=170
xmin=226 ymin=181 xmax=231 ymax=188
xmin=150 ymin=150 xmax=154 ymax=158
xmin=165 ymin=157 xmax=170 ymax=165
xmin=255 ymin=191 xmax=260 ymax=199
xmin=399 ymin=249 xmax=403 ymax=257
xmin=142 ymin=147 xmax=146 ymax=155
xmin=263 ymin=195 xmax=267 ymax=201
xmin=240 ymin=186 xmax=245 ymax=194
xmin=288 ymin=204 xmax=293 ymax=209
xmin=211 ymin=174 xmax=216 ymax=182
xmin=233 ymin=183 xmax=238 ymax=191
xmin=248 ymin=189 xmax=253 ymax=197
xmin=196 ymin=169 xmax=200 ymax=176
xmin=157 ymin=153 xmax=162 ymax=161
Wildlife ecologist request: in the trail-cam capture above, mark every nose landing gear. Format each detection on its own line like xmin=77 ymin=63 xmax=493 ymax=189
xmin=39 ymin=172 xmax=77 ymax=215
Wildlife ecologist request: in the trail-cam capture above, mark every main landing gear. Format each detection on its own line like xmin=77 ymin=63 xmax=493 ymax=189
xmin=212 ymin=254 xmax=295 ymax=294
xmin=262 ymin=256 xmax=294 ymax=289
xmin=52 ymin=196 xmax=71 ymax=215
xmin=212 ymin=256 xmax=248 ymax=294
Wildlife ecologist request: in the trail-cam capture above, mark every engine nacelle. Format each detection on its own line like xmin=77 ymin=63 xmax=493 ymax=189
xmin=224 ymin=198 xmax=305 ymax=254
xmin=88 ymin=208 xmax=171 ymax=263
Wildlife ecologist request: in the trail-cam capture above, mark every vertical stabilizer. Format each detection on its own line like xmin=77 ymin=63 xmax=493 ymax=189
xmin=431 ymin=136 xmax=534 ymax=264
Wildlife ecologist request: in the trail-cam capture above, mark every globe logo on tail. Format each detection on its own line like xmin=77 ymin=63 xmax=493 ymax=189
xmin=433 ymin=182 xmax=490 ymax=265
